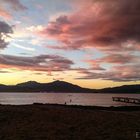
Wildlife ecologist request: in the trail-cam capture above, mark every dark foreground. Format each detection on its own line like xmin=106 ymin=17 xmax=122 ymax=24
xmin=0 ymin=104 xmax=140 ymax=140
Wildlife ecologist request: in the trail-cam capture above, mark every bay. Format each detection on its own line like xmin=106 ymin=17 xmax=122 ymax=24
xmin=0 ymin=92 xmax=140 ymax=106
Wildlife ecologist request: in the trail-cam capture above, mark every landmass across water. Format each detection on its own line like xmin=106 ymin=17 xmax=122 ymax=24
xmin=0 ymin=80 xmax=140 ymax=93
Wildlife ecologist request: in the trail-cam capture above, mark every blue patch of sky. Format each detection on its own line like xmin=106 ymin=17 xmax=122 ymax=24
xmin=101 ymin=63 xmax=113 ymax=71
xmin=1 ymin=45 xmax=28 ymax=56
xmin=12 ymin=0 xmax=73 ymax=26
xmin=1 ymin=43 xmax=35 ymax=56
xmin=88 ymin=48 xmax=106 ymax=59
xmin=133 ymin=51 xmax=140 ymax=56
xmin=48 ymin=48 xmax=90 ymax=69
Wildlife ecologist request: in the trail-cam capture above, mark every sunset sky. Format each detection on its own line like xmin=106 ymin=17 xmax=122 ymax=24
xmin=0 ymin=0 xmax=140 ymax=89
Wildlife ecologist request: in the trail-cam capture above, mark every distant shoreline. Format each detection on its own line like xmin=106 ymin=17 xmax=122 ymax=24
xmin=0 ymin=80 xmax=139 ymax=93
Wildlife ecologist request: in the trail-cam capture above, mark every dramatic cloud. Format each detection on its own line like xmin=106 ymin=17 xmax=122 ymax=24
xmin=0 ymin=54 xmax=74 ymax=72
xmin=0 ymin=0 xmax=139 ymax=84
xmin=86 ymin=54 xmax=140 ymax=65
xmin=79 ymin=52 xmax=140 ymax=81
xmin=0 ymin=0 xmax=27 ymax=19
xmin=37 ymin=0 xmax=140 ymax=52
xmin=32 ymin=0 xmax=140 ymax=82
xmin=0 ymin=21 xmax=13 ymax=49
xmin=76 ymin=64 xmax=140 ymax=82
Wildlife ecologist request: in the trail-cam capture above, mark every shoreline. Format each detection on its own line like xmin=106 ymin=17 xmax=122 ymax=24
xmin=1 ymin=102 xmax=140 ymax=111
xmin=0 ymin=103 xmax=140 ymax=139
xmin=0 ymin=92 xmax=139 ymax=94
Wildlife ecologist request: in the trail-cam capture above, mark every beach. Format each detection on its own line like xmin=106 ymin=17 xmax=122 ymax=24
xmin=0 ymin=104 xmax=140 ymax=140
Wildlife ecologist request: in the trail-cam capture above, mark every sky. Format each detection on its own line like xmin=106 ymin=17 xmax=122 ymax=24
xmin=0 ymin=0 xmax=140 ymax=89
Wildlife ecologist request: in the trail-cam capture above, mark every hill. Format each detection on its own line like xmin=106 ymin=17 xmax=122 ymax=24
xmin=99 ymin=84 xmax=140 ymax=93
xmin=0 ymin=80 xmax=96 ymax=93
xmin=0 ymin=81 xmax=139 ymax=93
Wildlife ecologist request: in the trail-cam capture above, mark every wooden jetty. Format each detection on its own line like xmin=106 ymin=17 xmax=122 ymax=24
xmin=112 ymin=97 xmax=140 ymax=105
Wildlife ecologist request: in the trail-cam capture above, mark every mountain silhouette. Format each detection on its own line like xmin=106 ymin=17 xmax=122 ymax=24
xmin=99 ymin=84 xmax=140 ymax=93
xmin=0 ymin=80 xmax=95 ymax=93
xmin=16 ymin=81 xmax=41 ymax=87
xmin=0 ymin=80 xmax=139 ymax=93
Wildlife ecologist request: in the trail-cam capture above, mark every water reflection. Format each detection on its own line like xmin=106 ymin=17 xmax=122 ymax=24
xmin=0 ymin=93 xmax=139 ymax=107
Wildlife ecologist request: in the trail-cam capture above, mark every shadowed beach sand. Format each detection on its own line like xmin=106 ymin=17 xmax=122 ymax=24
xmin=0 ymin=104 xmax=140 ymax=140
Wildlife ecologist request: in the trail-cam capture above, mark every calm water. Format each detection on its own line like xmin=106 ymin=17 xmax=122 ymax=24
xmin=0 ymin=93 xmax=140 ymax=107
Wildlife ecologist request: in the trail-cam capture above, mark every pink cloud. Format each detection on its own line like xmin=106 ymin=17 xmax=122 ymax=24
xmin=0 ymin=8 xmax=12 ymax=20
xmin=28 ymin=0 xmax=140 ymax=82
xmin=86 ymin=54 xmax=140 ymax=65
xmin=0 ymin=0 xmax=27 ymax=20
xmin=80 ymin=52 xmax=140 ymax=81
xmin=0 ymin=54 xmax=74 ymax=73
xmin=84 ymin=60 xmax=105 ymax=71
xmin=1 ymin=0 xmax=27 ymax=11
xmin=36 ymin=0 xmax=140 ymax=53
xmin=76 ymin=64 xmax=140 ymax=82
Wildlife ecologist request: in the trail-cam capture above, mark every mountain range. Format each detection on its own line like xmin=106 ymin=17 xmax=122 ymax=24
xmin=0 ymin=80 xmax=139 ymax=93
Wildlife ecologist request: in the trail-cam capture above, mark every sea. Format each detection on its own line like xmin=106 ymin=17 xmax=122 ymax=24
xmin=0 ymin=92 xmax=140 ymax=107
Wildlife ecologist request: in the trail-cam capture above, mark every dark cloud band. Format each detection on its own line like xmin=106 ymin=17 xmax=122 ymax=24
xmin=0 ymin=21 xmax=13 ymax=49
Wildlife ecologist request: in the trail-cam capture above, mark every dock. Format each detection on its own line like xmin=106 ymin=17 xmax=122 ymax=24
xmin=112 ymin=97 xmax=140 ymax=105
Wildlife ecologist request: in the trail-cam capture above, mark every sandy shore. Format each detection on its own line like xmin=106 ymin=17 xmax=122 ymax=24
xmin=0 ymin=104 xmax=140 ymax=140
